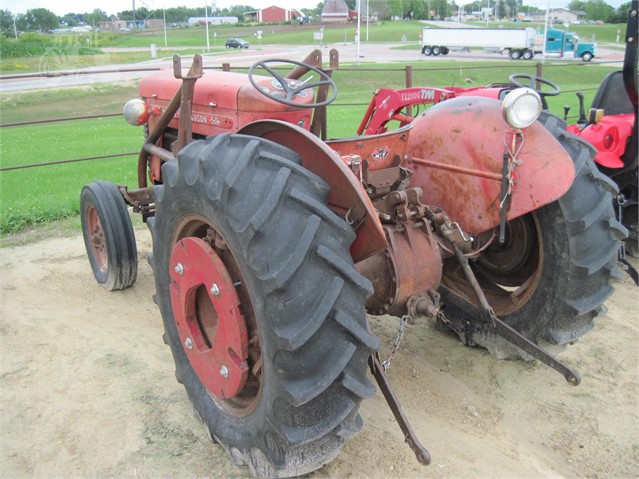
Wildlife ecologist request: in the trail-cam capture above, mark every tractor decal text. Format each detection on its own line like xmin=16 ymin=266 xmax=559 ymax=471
xmin=159 ymin=107 xmax=230 ymax=129
xmin=400 ymin=89 xmax=436 ymax=102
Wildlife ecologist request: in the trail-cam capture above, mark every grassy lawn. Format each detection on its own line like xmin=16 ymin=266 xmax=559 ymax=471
xmin=0 ymin=59 xmax=618 ymax=235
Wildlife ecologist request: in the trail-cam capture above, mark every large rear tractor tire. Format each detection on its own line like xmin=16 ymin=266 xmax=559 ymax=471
xmin=148 ymin=134 xmax=378 ymax=477
xmin=441 ymin=113 xmax=626 ymax=359
xmin=80 ymin=181 xmax=138 ymax=291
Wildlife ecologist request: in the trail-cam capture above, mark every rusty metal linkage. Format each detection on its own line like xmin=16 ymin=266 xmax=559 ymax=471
xmin=368 ymin=353 xmax=431 ymax=466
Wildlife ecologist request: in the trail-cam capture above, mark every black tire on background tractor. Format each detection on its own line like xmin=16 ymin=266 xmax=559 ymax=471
xmin=422 ymin=46 xmax=432 ymax=56
xmin=432 ymin=46 xmax=441 ymax=56
xmin=523 ymin=49 xmax=534 ymax=60
xmin=148 ymin=134 xmax=378 ymax=477
xmin=441 ymin=113 xmax=626 ymax=359
xmin=80 ymin=181 xmax=138 ymax=291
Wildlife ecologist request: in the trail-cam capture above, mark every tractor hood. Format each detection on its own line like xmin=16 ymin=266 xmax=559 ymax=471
xmin=140 ymin=69 xmax=316 ymax=112
xmin=139 ymin=69 xmax=314 ymax=135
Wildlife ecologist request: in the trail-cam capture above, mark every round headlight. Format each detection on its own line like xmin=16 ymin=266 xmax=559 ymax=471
xmin=501 ymin=88 xmax=542 ymax=129
xmin=123 ymin=98 xmax=149 ymax=126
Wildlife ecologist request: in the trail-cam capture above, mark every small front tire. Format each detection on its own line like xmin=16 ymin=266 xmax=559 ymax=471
xmin=80 ymin=181 xmax=138 ymax=291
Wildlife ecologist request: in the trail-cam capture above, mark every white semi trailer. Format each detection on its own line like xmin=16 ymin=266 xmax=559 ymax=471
xmin=421 ymin=27 xmax=538 ymax=59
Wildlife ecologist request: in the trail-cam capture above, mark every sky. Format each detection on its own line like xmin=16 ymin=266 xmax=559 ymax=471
xmin=0 ymin=0 xmax=627 ymax=16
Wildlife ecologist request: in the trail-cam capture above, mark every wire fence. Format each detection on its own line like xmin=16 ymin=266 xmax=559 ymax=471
xmin=0 ymin=59 xmax=615 ymax=173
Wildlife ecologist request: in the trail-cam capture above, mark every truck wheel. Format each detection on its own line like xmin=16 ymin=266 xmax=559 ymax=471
xmin=510 ymin=49 xmax=522 ymax=60
xmin=432 ymin=46 xmax=441 ymax=55
xmin=80 ymin=181 xmax=138 ymax=291
xmin=148 ymin=134 xmax=378 ymax=477
xmin=441 ymin=114 xmax=625 ymax=359
xmin=441 ymin=47 xmax=449 ymax=55
xmin=581 ymin=52 xmax=593 ymax=62
xmin=522 ymin=49 xmax=534 ymax=60
xmin=422 ymin=46 xmax=432 ymax=56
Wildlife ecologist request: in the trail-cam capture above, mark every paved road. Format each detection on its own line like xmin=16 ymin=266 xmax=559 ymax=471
xmin=0 ymin=42 xmax=623 ymax=93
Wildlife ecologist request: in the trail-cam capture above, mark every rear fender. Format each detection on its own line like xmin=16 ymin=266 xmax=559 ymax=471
xmin=238 ymin=120 xmax=386 ymax=262
xmin=405 ymin=96 xmax=575 ymax=235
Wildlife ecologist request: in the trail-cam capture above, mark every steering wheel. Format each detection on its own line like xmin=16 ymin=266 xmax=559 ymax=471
xmin=508 ymin=73 xmax=561 ymax=97
xmin=248 ymin=58 xmax=337 ymax=108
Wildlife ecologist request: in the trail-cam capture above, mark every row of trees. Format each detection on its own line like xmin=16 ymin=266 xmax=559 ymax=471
xmin=344 ymin=0 xmax=630 ymax=22
xmin=567 ymin=0 xmax=630 ymax=22
xmin=0 ymin=0 xmax=632 ymax=37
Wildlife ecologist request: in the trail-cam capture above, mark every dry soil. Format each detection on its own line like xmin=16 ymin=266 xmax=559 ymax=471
xmin=1 ymin=226 xmax=637 ymax=478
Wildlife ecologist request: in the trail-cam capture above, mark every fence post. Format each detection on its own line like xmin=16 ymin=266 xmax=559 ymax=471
xmin=405 ymin=65 xmax=413 ymax=117
xmin=536 ymin=62 xmax=543 ymax=89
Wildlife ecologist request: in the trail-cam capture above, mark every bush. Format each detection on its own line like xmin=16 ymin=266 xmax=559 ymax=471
xmin=0 ymin=33 xmax=102 ymax=59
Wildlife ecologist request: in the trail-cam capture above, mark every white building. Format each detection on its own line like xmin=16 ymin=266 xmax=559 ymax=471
xmin=187 ymin=16 xmax=238 ymax=27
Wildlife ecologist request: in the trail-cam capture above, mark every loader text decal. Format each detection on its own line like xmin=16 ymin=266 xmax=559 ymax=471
xmin=401 ymin=89 xmax=436 ymax=102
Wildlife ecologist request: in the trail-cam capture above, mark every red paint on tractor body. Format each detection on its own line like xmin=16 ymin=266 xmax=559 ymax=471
xmin=567 ymin=113 xmax=634 ymax=169
xmin=405 ymin=96 xmax=575 ymax=234
xmin=140 ymin=70 xmax=314 ymax=137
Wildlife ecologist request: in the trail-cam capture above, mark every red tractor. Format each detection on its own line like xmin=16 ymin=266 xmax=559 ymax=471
xmin=566 ymin=0 xmax=637 ymax=260
xmin=80 ymin=47 xmax=623 ymax=476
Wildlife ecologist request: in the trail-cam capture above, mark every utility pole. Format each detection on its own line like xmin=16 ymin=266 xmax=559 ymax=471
xmin=205 ymin=0 xmax=210 ymax=51
xmin=163 ymin=9 xmax=167 ymax=47
xmin=132 ymin=0 xmax=136 ymax=29
xmin=356 ymin=0 xmax=361 ymax=64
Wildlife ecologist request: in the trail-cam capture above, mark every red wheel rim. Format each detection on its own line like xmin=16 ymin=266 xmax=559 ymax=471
xmin=169 ymin=237 xmax=249 ymax=399
xmin=86 ymin=205 xmax=108 ymax=272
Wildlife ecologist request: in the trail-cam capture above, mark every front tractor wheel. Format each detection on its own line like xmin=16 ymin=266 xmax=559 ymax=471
xmin=148 ymin=134 xmax=378 ymax=477
xmin=80 ymin=181 xmax=138 ymax=291
xmin=442 ymin=114 xmax=625 ymax=359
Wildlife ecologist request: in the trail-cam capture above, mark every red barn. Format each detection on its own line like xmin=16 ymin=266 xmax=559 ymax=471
xmin=244 ymin=6 xmax=302 ymax=23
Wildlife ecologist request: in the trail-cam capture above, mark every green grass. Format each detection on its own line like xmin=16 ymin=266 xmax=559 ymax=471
xmin=0 ymin=49 xmax=230 ymax=74
xmin=104 ymin=21 xmax=427 ymax=48
xmin=0 ymin=117 xmax=143 ymax=233
xmin=0 ymin=60 xmax=618 ymax=235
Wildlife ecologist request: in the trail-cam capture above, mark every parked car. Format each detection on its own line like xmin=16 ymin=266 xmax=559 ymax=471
xmin=225 ymin=38 xmax=249 ymax=49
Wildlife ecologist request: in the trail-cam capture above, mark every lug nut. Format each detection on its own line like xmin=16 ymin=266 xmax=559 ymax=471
xmin=210 ymin=283 xmax=220 ymax=297
xmin=184 ymin=337 xmax=193 ymax=350
xmin=220 ymin=365 xmax=229 ymax=378
xmin=174 ymin=263 xmax=184 ymax=276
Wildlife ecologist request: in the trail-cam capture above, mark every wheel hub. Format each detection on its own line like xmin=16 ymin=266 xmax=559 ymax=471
xmin=169 ymin=237 xmax=249 ymax=399
xmin=86 ymin=206 xmax=107 ymax=271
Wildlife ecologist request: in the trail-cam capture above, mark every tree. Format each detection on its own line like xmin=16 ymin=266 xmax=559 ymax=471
xmin=84 ymin=9 xmax=108 ymax=27
xmin=0 ymin=9 xmax=15 ymax=36
xmin=60 ymin=13 xmax=80 ymax=27
xmin=370 ymin=0 xmax=392 ymax=19
xmin=503 ymin=0 xmax=522 ymax=18
xmin=567 ymin=0 xmax=614 ymax=20
xmin=607 ymin=1 xmax=631 ymax=23
xmin=21 ymin=8 xmax=59 ymax=32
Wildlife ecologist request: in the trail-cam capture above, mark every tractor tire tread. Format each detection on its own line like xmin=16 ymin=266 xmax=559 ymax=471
xmin=150 ymin=133 xmax=377 ymax=478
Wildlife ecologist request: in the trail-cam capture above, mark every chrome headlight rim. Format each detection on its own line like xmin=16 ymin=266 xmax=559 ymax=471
xmin=501 ymin=88 xmax=542 ymax=129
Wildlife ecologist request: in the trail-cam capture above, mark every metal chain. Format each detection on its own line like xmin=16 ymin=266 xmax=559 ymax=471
xmin=382 ymin=315 xmax=410 ymax=370
xmin=436 ymin=309 xmax=488 ymax=335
